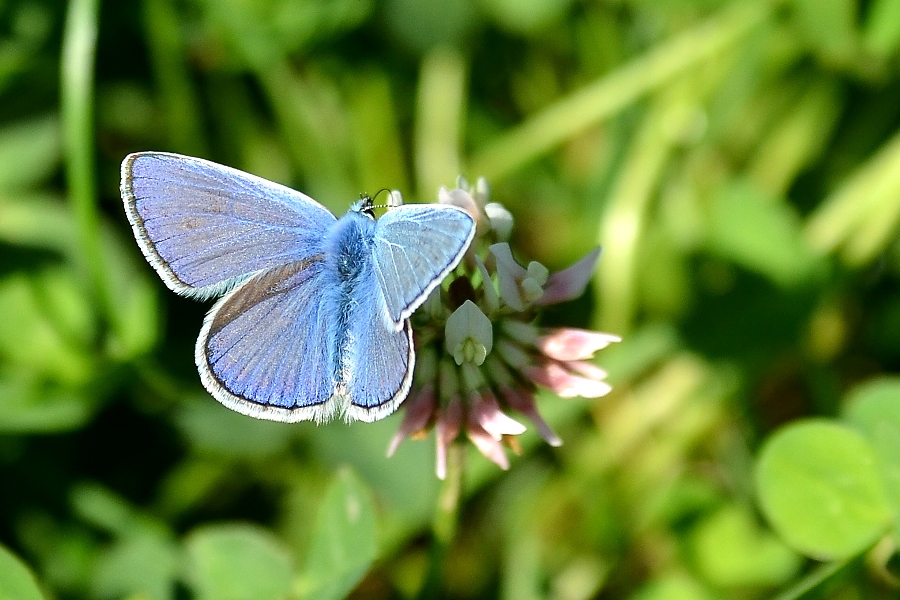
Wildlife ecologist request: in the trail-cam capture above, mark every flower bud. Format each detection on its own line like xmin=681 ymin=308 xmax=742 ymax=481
xmin=445 ymin=300 xmax=493 ymax=366
xmin=484 ymin=202 xmax=513 ymax=241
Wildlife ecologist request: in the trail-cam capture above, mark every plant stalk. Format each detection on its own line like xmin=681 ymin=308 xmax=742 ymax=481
xmin=418 ymin=442 xmax=465 ymax=599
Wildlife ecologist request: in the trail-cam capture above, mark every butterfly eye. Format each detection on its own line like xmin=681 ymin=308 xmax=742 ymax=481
xmin=358 ymin=194 xmax=375 ymax=218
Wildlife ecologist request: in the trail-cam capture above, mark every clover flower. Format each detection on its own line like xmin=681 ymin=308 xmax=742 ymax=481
xmin=387 ymin=178 xmax=620 ymax=478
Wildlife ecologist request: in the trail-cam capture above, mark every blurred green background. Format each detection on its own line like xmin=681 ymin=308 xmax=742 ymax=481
xmin=3 ymin=0 xmax=900 ymax=598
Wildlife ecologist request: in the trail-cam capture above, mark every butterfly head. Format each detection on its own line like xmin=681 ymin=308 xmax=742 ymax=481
xmin=352 ymin=189 xmax=402 ymax=220
xmin=350 ymin=194 xmax=376 ymax=220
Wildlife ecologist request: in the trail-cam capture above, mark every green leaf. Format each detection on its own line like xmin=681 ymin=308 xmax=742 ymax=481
xmin=863 ymin=0 xmax=900 ymax=55
xmin=843 ymin=377 xmax=900 ymax=438
xmin=71 ymin=484 xmax=136 ymax=536
xmin=0 ymin=373 xmax=92 ymax=433
xmin=32 ymin=266 xmax=96 ymax=349
xmin=0 ymin=193 xmax=76 ymax=253
xmin=92 ymin=529 xmax=179 ymax=600
xmin=70 ymin=485 xmax=180 ymax=600
xmin=805 ymin=129 xmax=900 ymax=265
xmin=756 ymin=419 xmax=892 ymax=560
xmin=747 ymin=80 xmax=843 ymax=197
xmin=706 ymin=180 xmax=819 ymax=287
xmin=17 ymin=519 xmax=97 ymax=596
xmin=174 ymin=396 xmax=294 ymax=458
xmin=306 ymin=419 xmax=439 ymax=543
xmin=791 ymin=0 xmax=857 ymax=61
xmin=296 ymin=469 xmax=378 ymax=600
xmin=843 ymin=377 xmax=900 ymax=537
xmin=0 ymin=546 xmax=44 ymax=600
xmin=101 ymin=227 xmax=161 ymax=360
xmin=0 ymin=271 xmax=95 ymax=385
xmin=689 ymin=504 xmax=801 ymax=587
xmin=480 ymin=0 xmax=574 ymax=35
xmin=0 ymin=545 xmax=46 ymax=600
xmin=185 ymin=524 xmax=294 ymax=600
xmin=0 ymin=115 xmax=60 ymax=191
xmin=628 ymin=572 xmax=716 ymax=600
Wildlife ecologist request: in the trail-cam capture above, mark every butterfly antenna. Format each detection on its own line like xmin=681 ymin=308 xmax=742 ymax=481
xmin=369 ymin=188 xmax=402 ymax=211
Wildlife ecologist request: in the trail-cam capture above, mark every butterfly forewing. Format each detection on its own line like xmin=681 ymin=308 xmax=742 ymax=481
xmin=122 ymin=152 xmax=335 ymax=297
xmin=372 ymin=205 xmax=475 ymax=328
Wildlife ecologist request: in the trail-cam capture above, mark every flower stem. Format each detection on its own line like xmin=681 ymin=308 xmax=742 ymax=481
xmin=418 ymin=442 xmax=465 ymax=599
xmin=62 ymin=0 xmax=110 ymax=334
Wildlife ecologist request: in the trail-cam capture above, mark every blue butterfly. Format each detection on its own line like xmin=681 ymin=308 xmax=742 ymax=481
xmin=120 ymin=152 xmax=475 ymax=423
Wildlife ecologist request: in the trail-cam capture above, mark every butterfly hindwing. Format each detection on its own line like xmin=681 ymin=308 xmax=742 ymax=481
xmin=121 ymin=152 xmax=336 ymax=298
xmin=343 ymin=273 xmax=415 ymax=423
xmin=196 ymin=257 xmax=339 ymax=423
xmin=371 ymin=204 xmax=475 ymax=329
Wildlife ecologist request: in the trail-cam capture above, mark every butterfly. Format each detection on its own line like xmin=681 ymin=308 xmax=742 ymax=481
xmin=120 ymin=152 xmax=475 ymax=423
